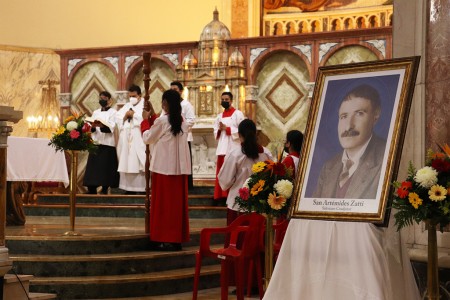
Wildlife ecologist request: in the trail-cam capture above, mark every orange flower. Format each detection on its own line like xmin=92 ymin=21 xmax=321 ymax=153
xmin=250 ymin=180 xmax=265 ymax=196
xmin=397 ymin=181 xmax=412 ymax=199
xmin=64 ymin=116 xmax=75 ymax=123
xmin=267 ymin=192 xmax=286 ymax=210
xmin=440 ymin=143 xmax=450 ymax=157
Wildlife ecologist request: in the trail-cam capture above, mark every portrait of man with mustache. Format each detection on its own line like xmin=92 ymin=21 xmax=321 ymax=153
xmin=312 ymin=84 xmax=386 ymax=199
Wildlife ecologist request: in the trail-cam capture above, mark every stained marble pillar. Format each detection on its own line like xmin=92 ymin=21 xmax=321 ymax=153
xmin=0 ymin=106 xmax=22 ymax=283
xmin=425 ymin=0 xmax=450 ymax=150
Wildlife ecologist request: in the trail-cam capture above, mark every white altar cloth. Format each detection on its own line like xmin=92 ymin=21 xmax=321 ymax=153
xmin=6 ymin=137 xmax=69 ymax=187
xmin=263 ymin=219 xmax=420 ymax=300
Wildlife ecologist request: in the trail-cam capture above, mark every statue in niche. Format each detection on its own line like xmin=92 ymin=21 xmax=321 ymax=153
xmin=264 ymin=0 xmax=357 ymax=11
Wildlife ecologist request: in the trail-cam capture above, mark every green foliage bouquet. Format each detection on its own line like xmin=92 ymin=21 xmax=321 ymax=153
xmin=235 ymin=160 xmax=294 ymax=218
xmin=48 ymin=114 xmax=97 ymax=153
xmin=392 ymin=144 xmax=450 ymax=230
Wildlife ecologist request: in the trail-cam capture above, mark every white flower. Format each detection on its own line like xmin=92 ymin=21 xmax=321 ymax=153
xmin=66 ymin=121 xmax=78 ymax=131
xmin=414 ymin=166 xmax=438 ymax=188
xmin=274 ymin=179 xmax=293 ymax=199
xmin=243 ymin=177 xmax=251 ymax=189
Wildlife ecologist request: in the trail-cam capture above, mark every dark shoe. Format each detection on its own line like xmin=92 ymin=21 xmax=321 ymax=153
xmin=231 ymin=287 xmax=259 ymax=296
xmin=150 ymin=242 xmax=182 ymax=251
xmin=212 ymin=198 xmax=227 ymax=206
xmin=125 ymin=191 xmax=137 ymax=195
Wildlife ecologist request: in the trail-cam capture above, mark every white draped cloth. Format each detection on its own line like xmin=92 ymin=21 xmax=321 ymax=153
xmin=7 ymin=137 xmax=69 ymax=187
xmin=263 ymin=219 xmax=420 ymax=300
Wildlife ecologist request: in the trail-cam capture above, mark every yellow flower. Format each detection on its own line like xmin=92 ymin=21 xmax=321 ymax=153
xmin=250 ymin=180 xmax=265 ymax=196
xmin=408 ymin=192 xmax=423 ymax=209
xmin=429 ymin=185 xmax=447 ymax=202
xmin=252 ymin=162 xmax=266 ymax=173
xmin=267 ymin=192 xmax=286 ymax=210
xmin=55 ymin=126 xmax=65 ymax=135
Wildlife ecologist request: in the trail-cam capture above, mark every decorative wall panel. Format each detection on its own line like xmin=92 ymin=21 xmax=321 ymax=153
xmin=70 ymin=62 xmax=117 ymax=115
xmin=256 ymin=51 xmax=310 ymax=152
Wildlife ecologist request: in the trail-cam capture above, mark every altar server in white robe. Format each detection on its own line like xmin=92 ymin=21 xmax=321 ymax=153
xmin=218 ymin=119 xmax=273 ymax=225
xmin=115 ymin=84 xmax=146 ymax=194
xmin=83 ymin=91 xmax=120 ymax=194
xmin=170 ymin=81 xmax=196 ymax=189
xmin=213 ymin=91 xmax=245 ymax=203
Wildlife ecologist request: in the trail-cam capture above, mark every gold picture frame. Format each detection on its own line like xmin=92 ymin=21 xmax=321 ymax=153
xmin=289 ymin=56 xmax=420 ymax=224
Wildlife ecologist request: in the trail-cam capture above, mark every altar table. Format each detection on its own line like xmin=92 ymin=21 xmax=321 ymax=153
xmin=6 ymin=137 xmax=69 ymax=225
xmin=7 ymin=137 xmax=69 ymax=186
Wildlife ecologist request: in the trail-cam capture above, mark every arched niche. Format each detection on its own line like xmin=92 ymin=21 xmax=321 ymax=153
xmin=69 ymin=61 xmax=117 ymax=114
xmin=254 ymin=50 xmax=310 ymax=153
xmin=324 ymin=45 xmax=379 ymax=66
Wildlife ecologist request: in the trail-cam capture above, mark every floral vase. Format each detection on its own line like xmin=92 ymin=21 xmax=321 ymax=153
xmin=264 ymin=214 xmax=274 ymax=290
xmin=426 ymin=220 xmax=439 ymax=300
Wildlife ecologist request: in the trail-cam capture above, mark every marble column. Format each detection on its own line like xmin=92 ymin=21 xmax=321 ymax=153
xmin=424 ymin=0 xmax=450 ymax=150
xmin=245 ymin=85 xmax=259 ymax=121
xmin=0 ymin=106 xmax=22 ymax=284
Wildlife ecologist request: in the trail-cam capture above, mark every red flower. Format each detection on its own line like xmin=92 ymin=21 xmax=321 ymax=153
xmin=431 ymin=158 xmax=450 ymax=172
xmin=70 ymin=130 xmax=80 ymax=139
xmin=272 ymin=162 xmax=286 ymax=176
xmin=397 ymin=181 xmax=412 ymax=199
xmin=239 ymin=187 xmax=249 ymax=200
xmin=82 ymin=122 xmax=91 ymax=133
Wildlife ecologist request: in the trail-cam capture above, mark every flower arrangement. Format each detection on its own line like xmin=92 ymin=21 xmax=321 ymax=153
xmin=48 ymin=114 xmax=97 ymax=153
xmin=392 ymin=144 xmax=450 ymax=230
xmin=235 ymin=160 xmax=294 ymax=218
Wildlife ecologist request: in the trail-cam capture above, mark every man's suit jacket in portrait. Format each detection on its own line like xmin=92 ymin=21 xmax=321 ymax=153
xmin=313 ymin=135 xmax=386 ymax=199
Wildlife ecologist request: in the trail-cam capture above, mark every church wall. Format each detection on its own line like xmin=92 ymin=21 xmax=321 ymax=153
xmin=0 ymin=0 xmax=228 ymax=49
xmin=0 ymin=46 xmax=60 ymax=138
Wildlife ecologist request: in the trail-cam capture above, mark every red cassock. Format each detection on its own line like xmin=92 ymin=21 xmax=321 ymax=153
xmin=150 ymin=173 xmax=189 ymax=243
xmin=141 ymin=114 xmax=191 ymax=243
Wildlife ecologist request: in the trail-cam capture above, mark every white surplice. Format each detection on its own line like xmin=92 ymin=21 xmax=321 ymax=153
xmin=141 ymin=113 xmax=191 ymax=175
xmin=263 ymin=219 xmax=421 ymax=300
xmin=218 ymin=146 xmax=273 ymax=211
xmin=213 ymin=108 xmax=245 ymax=156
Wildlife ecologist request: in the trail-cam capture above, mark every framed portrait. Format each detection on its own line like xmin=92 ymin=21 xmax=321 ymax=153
xmin=289 ymin=56 xmax=420 ymax=224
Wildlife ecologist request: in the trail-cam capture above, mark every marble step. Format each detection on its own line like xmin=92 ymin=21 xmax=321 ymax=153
xmin=23 ymin=203 xmax=227 ymax=219
xmin=10 ymin=245 xmax=220 ymax=277
xmin=33 ymin=193 xmax=217 ymax=206
xmin=6 ymin=217 xmax=226 ymax=253
xmin=28 ymin=264 xmax=221 ymax=299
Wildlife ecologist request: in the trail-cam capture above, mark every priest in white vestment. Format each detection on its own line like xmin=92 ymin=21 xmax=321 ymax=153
xmin=115 ymin=85 xmax=146 ymax=193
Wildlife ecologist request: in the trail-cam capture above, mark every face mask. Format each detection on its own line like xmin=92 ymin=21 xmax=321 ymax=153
xmin=99 ymin=99 xmax=108 ymax=107
xmin=221 ymin=101 xmax=230 ymax=109
xmin=129 ymin=97 xmax=138 ymax=105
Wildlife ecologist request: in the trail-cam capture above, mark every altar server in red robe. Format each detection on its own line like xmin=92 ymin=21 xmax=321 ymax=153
xmin=141 ymin=89 xmax=191 ymax=251
xmin=213 ymin=92 xmax=245 ymax=204
xmin=282 ymin=130 xmax=304 ymax=178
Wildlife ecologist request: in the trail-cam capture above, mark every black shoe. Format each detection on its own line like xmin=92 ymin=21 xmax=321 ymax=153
xmin=213 ymin=198 xmax=227 ymax=206
xmin=150 ymin=242 xmax=182 ymax=251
